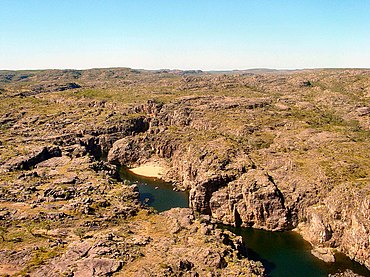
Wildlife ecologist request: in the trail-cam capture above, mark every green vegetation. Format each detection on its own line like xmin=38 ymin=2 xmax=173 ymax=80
xmin=0 ymin=68 xmax=369 ymax=275
xmin=19 ymin=246 xmax=64 ymax=276
xmin=73 ymin=227 xmax=87 ymax=241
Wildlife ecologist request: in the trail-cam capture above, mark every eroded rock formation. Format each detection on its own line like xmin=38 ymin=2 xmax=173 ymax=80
xmin=210 ymin=170 xmax=290 ymax=230
xmin=1 ymin=68 xmax=370 ymax=274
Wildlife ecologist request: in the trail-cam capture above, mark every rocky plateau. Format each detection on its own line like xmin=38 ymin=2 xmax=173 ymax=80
xmin=0 ymin=68 xmax=369 ymax=276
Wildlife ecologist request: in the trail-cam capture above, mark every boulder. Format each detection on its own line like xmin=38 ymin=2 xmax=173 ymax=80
xmin=311 ymin=247 xmax=335 ymax=263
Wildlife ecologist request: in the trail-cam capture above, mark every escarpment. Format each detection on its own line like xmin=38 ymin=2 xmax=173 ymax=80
xmin=102 ymin=72 xmax=370 ymax=269
xmin=298 ymin=185 xmax=370 ymax=269
xmin=210 ymin=170 xmax=291 ymax=230
xmin=1 ymin=68 xmax=370 ymax=274
xmin=104 ymin=97 xmax=293 ymax=228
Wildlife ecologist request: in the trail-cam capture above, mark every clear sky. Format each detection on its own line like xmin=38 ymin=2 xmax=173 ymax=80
xmin=1 ymin=0 xmax=369 ymax=70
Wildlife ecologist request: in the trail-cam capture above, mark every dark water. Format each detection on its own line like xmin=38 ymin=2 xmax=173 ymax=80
xmin=118 ymin=167 xmax=370 ymax=277
xmin=225 ymin=226 xmax=370 ymax=277
xmin=118 ymin=167 xmax=189 ymax=212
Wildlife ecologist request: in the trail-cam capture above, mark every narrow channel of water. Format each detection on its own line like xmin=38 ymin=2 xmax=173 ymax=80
xmin=118 ymin=167 xmax=370 ymax=277
xmin=224 ymin=226 xmax=370 ymax=277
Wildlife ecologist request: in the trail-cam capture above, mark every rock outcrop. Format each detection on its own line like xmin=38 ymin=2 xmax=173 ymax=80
xmin=33 ymin=209 xmax=265 ymax=277
xmin=119 ymin=208 xmax=266 ymax=276
xmin=299 ymin=184 xmax=370 ymax=269
xmin=2 ymin=146 xmax=61 ymax=171
xmin=103 ymin=90 xmax=370 ymax=270
xmin=108 ymin=136 xmax=152 ymax=165
xmin=1 ymin=68 xmax=370 ymax=274
xmin=32 ymin=241 xmax=122 ymax=277
xmin=209 ymin=170 xmax=290 ymax=230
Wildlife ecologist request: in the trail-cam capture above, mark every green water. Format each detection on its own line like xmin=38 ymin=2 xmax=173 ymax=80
xmin=225 ymin=226 xmax=370 ymax=277
xmin=118 ymin=167 xmax=189 ymax=212
xmin=118 ymin=167 xmax=370 ymax=277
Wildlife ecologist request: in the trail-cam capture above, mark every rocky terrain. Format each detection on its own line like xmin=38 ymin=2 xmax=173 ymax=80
xmin=0 ymin=68 xmax=369 ymax=276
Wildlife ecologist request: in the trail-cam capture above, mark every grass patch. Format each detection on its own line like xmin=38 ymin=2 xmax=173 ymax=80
xmin=19 ymin=246 xmax=64 ymax=276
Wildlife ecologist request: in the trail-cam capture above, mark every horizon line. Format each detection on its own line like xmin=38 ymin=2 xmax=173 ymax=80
xmin=1 ymin=66 xmax=370 ymax=72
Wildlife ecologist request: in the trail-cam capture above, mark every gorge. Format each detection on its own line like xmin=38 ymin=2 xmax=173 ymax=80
xmin=0 ymin=68 xmax=369 ymax=276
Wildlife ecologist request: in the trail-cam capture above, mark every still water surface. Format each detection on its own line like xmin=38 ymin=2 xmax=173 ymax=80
xmin=119 ymin=167 xmax=370 ymax=277
xmin=118 ymin=167 xmax=189 ymax=212
xmin=225 ymin=226 xmax=370 ymax=277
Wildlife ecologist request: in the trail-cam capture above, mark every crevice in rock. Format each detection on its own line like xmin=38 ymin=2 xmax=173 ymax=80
xmin=234 ymin=208 xmax=242 ymax=227
xmin=2 ymin=146 xmax=62 ymax=171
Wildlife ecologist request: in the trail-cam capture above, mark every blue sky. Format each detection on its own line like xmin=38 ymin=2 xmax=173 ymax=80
xmin=0 ymin=0 xmax=369 ymax=70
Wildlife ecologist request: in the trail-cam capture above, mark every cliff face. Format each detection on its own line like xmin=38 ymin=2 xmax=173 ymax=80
xmin=103 ymin=69 xmax=370 ymax=269
xmin=106 ymin=107 xmax=370 ymax=270
xmin=299 ymin=185 xmax=370 ymax=269
xmin=1 ymin=68 xmax=370 ymax=273
xmin=106 ymin=111 xmax=370 ymax=268
xmin=210 ymin=170 xmax=290 ymax=230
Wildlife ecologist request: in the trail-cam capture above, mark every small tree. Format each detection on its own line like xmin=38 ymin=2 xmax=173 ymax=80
xmin=41 ymin=219 xmax=52 ymax=236
xmin=74 ymin=227 xmax=86 ymax=241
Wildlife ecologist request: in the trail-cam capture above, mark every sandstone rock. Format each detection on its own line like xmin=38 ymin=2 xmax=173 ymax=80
xmin=300 ymin=185 xmax=370 ymax=270
xmin=329 ymin=269 xmax=365 ymax=277
xmin=189 ymin=175 xmax=233 ymax=215
xmin=305 ymin=208 xmax=333 ymax=244
xmin=210 ymin=170 xmax=290 ymax=230
xmin=341 ymin=214 xmax=370 ymax=269
xmin=162 ymin=208 xmax=195 ymax=233
xmin=108 ymin=136 xmax=151 ymax=165
xmin=90 ymin=160 xmax=119 ymax=179
xmin=36 ymin=156 xmax=70 ymax=168
xmin=65 ymin=241 xmax=93 ymax=260
xmin=120 ymin=209 xmax=265 ymax=276
xmin=32 ymin=236 xmax=129 ymax=276
xmin=64 ymin=144 xmax=88 ymax=157
xmin=128 ymin=235 xmax=151 ymax=246
xmin=2 ymin=146 xmax=62 ymax=171
xmin=355 ymin=107 xmax=370 ymax=116
xmin=74 ymin=258 xmax=121 ymax=277
xmin=311 ymin=247 xmax=335 ymax=263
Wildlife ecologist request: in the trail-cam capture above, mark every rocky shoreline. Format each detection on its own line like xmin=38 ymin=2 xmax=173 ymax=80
xmin=106 ymin=96 xmax=370 ymax=270
xmin=1 ymin=68 xmax=369 ymax=275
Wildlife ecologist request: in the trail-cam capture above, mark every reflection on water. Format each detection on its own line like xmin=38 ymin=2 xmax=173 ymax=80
xmin=118 ymin=167 xmax=189 ymax=212
xmin=225 ymin=226 xmax=370 ymax=277
xmin=118 ymin=166 xmax=369 ymax=277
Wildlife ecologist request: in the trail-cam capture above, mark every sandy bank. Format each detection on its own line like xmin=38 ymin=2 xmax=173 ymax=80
xmin=129 ymin=163 xmax=164 ymax=178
